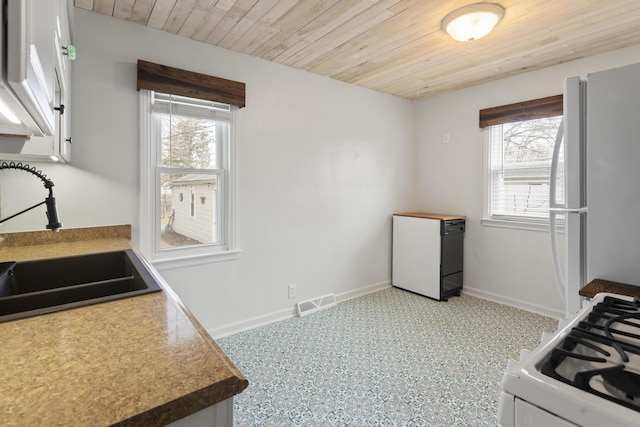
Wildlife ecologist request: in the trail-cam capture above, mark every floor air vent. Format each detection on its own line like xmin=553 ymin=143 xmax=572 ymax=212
xmin=296 ymin=294 xmax=337 ymax=317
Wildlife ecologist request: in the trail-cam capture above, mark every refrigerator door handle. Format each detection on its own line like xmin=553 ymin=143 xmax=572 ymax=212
xmin=549 ymin=207 xmax=588 ymax=213
xmin=549 ymin=118 xmax=564 ymax=210
xmin=549 ymin=119 xmax=566 ymax=303
xmin=549 ymin=210 xmax=566 ymax=304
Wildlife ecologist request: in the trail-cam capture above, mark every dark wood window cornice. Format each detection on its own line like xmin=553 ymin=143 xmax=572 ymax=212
xmin=479 ymin=94 xmax=562 ymax=128
xmin=137 ymin=60 xmax=246 ymax=108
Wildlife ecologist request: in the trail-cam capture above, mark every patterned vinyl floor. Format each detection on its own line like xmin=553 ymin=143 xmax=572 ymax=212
xmin=218 ymin=287 xmax=558 ymax=426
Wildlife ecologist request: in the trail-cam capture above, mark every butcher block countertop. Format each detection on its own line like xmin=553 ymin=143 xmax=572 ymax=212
xmin=579 ymin=278 xmax=640 ymax=299
xmin=0 ymin=225 xmax=248 ymax=426
xmin=394 ymin=212 xmax=466 ymax=221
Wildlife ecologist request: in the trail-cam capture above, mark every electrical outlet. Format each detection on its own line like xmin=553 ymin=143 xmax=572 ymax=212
xmin=288 ymin=283 xmax=297 ymax=299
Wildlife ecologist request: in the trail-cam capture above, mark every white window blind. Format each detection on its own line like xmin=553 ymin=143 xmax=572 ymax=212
xmin=487 ymin=116 xmax=563 ymax=224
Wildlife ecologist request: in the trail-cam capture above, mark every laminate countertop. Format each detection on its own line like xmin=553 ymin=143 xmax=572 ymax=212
xmin=0 ymin=226 xmax=248 ymax=426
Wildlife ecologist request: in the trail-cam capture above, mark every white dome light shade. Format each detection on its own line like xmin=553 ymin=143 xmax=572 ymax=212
xmin=442 ymin=3 xmax=505 ymax=42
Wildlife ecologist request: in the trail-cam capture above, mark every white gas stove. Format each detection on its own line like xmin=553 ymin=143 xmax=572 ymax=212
xmin=499 ymin=293 xmax=640 ymax=427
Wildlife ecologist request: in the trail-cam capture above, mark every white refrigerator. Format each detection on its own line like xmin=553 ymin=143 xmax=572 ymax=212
xmin=550 ymin=62 xmax=640 ymax=319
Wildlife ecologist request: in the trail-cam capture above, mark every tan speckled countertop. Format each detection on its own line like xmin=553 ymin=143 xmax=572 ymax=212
xmin=0 ymin=226 xmax=248 ymax=426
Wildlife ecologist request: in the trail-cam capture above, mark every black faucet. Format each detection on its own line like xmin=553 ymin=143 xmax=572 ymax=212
xmin=0 ymin=161 xmax=62 ymax=232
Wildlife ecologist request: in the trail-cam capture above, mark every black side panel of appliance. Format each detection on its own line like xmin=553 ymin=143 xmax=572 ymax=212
xmin=440 ymin=219 xmax=465 ymax=300
xmin=442 ymin=232 xmax=464 ymax=276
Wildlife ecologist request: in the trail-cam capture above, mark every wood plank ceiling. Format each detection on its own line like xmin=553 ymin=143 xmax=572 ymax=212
xmin=74 ymin=0 xmax=640 ymax=100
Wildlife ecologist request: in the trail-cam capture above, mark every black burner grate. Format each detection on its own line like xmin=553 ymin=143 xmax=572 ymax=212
xmin=541 ymin=296 xmax=640 ymax=411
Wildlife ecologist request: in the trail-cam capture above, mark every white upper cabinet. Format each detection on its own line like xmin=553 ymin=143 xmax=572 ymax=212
xmin=0 ymin=0 xmax=73 ymax=162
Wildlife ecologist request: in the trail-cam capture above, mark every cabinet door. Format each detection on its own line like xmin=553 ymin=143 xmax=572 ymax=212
xmin=1 ymin=0 xmax=71 ymax=162
xmin=54 ymin=0 xmax=72 ymax=162
xmin=166 ymin=398 xmax=233 ymax=426
xmin=514 ymin=399 xmax=578 ymax=427
xmin=392 ymin=216 xmax=440 ymax=298
xmin=7 ymin=0 xmax=57 ymax=136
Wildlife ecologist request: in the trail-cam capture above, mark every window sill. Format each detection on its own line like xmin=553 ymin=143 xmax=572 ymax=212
xmin=481 ymin=217 xmax=563 ymax=233
xmin=150 ymin=249 xmax=242 ymax=271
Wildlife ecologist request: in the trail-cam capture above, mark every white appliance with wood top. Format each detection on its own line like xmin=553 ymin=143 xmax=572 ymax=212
xmin=392 ymin=212 xmax=465 ymax=301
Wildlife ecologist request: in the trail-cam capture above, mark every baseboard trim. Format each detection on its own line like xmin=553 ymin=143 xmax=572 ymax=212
xmin=211 ymin=306 xmax=296 ymax=340
xmin=210 ymin=281 xmax=392 ymax=339
xmin=463 ymin=286 xmax=563 ymax=319
xmin=335 ymin=280 xmax=391 ymax=303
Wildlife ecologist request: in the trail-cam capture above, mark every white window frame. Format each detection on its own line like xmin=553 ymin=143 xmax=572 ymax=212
xmin=481 ymin=117 xmax=563 ymax=233
xmin=139 ymin=89 xmax=240 ymax=268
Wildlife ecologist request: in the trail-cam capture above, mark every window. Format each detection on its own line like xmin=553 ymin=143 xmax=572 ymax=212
xmin=480 ymin=95 xmax=563 ymax=230
xmin=141 ymin=91 xmax=236 ymax=261
xmin=137 ymin=60 xmax=245 ymax=265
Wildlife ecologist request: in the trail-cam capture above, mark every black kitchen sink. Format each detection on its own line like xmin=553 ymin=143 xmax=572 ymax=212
xmin=0 ymin=250 xmax=162 ymax=323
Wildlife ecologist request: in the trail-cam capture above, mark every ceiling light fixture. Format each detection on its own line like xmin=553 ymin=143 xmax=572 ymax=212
xmin=442 ymin=3 xmax=504 ymax=42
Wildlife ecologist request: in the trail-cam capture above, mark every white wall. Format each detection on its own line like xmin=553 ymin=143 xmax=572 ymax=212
xmin=415 ymin=44 xmax=640 ymax=318
xmin=3 ymin=6 xmax=639 ymax=333
xmin=0 ymin=8 xmax=417 ymax=335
